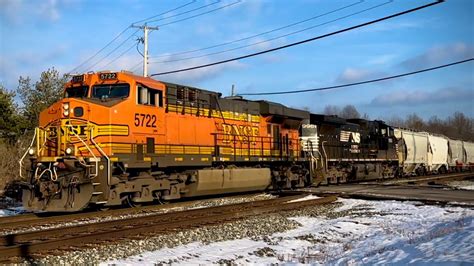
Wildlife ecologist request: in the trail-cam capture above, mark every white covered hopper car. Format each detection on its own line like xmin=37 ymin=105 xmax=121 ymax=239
xmin=395 ymin=128 xmax=474 ymax=175
xmin=394 ymin=129 xmax=430 ymax=175
xmin=427 ymin=135 xmax=449 ymax=173
xmin=464 ymin=142 xmax=474 ymax=170
xmin=448 ymin=139 xmax=465 ymax=171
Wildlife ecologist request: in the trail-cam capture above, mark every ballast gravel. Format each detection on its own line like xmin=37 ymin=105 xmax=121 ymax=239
xmin=1 ymin=193 xmax=275 ymax=235
xmin=23 ymin=199 xmax=342 ymax=264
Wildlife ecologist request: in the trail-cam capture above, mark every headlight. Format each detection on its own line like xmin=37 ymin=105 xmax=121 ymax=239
xmin=28 ymin=148 xmax=35 ymax=156
xmin=63 ymin=110 xmax=70 ymax=116
xmin=63 ymin=103 xmax=70 ymax=110
xmin=74 ymin=107 xmax=84 ymax=117
xmin=65 ymin=147 xmax=74 ymax=155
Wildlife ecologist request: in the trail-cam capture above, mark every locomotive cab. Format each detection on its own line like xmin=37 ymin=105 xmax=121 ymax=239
xmin=20 ymin=71 xmax=168 ymax=212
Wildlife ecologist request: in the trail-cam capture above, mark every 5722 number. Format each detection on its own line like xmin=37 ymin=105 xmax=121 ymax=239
xmin=134 ymin=113 xmax=157 ymax=128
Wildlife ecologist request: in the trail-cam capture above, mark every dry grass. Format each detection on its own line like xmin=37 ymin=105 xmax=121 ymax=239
xmin=0 ymin=136 xmax=32 ymax=193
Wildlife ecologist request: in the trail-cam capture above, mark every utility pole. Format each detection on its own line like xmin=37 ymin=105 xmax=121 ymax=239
xmin=131 ymin=24 xmax=159 ymax=77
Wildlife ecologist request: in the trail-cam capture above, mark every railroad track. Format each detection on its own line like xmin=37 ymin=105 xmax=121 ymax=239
xmin=1 ymin=172 xmax=470 ymax=229
xmin=0 ymin=194 xmax=336 ymax=262
xmin=371 ymin=172 xmax=473 ymax=186
xmin=0 ymin=213 xmax=39 ymax=227
xmin=0 ymin=193 xmax=272 ymax=234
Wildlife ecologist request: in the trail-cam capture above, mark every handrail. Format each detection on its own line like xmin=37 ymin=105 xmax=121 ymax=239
xmin=19 ymin=128 xmax=38 ymax=179
xmin=65 ymin=125 xmax=98 ymax=179
xmin=37 ymin=128 xmax=48 ymax=155
xmin=90 ymin=129 xmax=111 ymax=186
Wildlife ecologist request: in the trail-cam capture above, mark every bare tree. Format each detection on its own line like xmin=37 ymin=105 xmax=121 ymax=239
xmin=448 ymin=112 xmax=473 ymax=140
xmin=339 ymin=105 xmax=360 ymax=119
xmin=386 ymin=116 xmax=405 ymax=128
xmin=323 ymin=105 xmax=340 ymax=116
xmin=405 ymin=113 xmax=425 ymax=131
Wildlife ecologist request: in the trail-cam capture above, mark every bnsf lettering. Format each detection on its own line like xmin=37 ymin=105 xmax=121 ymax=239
xmin=47 ymin=125 xmax=87 ymax=138
xmin=222 ymin=124 xmax=259 ymax=143
xmin=68 ymin=125 xmax=88 ymax=136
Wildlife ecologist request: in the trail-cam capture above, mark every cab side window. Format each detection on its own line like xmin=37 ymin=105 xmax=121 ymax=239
xmin=137 ymin=85 xmax=163 ymax=107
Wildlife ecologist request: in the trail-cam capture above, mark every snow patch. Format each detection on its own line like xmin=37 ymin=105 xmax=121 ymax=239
xmin=448 ymin=180 xmax=474 ymax=190
xmin=287 ymin=194 xmax=321 ymax=203
xmin=0 ymin=207 xmax=25 ymax=217
xmin=103 ymin=198 xmax=474 ymax=265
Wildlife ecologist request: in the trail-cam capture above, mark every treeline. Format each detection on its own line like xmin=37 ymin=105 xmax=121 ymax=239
xmin=0 ymin=68 xmax=67 ymax=143
xmin=323 ymin=104 xmax=474 ymax=142
xmin=0 ymin=68 xmax=67 ymax=191
xmin=387 ymin=113 xmax=474 ymax=142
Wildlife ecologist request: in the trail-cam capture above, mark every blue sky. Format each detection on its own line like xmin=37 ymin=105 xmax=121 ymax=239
xmin=1 ymin=0 xmax=473 ymax=120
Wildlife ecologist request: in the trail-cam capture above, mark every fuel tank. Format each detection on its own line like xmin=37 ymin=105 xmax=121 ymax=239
xmin=183 ymin=168 xmax=272 ymax=197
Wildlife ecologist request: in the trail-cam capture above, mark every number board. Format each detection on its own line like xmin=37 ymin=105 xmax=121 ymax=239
xmin=99 ymin=73 xmax=117 ymax=80
xmin=71 ymin=75 xmax=84 ymax=83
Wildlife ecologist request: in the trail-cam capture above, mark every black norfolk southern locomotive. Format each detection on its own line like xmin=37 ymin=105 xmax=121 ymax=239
xmin=301 ymin=115 xmax=399 ymax=184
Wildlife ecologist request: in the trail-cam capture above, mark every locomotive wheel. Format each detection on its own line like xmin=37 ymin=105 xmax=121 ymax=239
xmin=123 ymin=194 xmax=142 ymax=208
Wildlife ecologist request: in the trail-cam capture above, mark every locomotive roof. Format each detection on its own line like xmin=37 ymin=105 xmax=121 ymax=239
xmin=310 ymin=114 xmax=359 ymax=126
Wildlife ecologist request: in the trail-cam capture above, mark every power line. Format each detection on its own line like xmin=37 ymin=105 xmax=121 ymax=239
xmin=68 ymin=27 xmax=132 ymax=74
xmin=102 ymin=40 xmax=140 ymax=69
xmin=86 ymin=29 xmax=141 ymax=71
xmin=136 ymin=39 xmax=144 ymax=58
xmin=145 ymin=0 xmax=221 ymax=24
xmin=68 ymin=1 xmax=199 ymax=74
xmin=132 ymin=0 xmax=197 ymax=25
xmin=86 ymin=1 xmax=239 ymax=72
xmin=150 ymin=0 xmax=391 ymax=64
xmin=131 ymin=61 xmax=143 ymax=73
xmin=150 ymin=0 xmax=444 ymax=77
xmin=237 ymin=58 xmax=474 ymax=96
xmin=155 ymin=0 xmax=242 ymax=28
xmin=127 ymin=0 xmax=240 ymax=74
xmin=149 ymin=0 xmax=365 ymax=60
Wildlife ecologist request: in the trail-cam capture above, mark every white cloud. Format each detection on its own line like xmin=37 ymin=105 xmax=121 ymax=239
xmin=39 ymin=0 xmax=61 ymax=21
xmin=336 ymin=68 xmax=385 ymax=83
xmin=362 ymin=21 xmax=422 ymax=32
xmin=400 ymin=42 xmax=474 ymax=70
xmin=144 ymin=53 xmax=247 ymax=84
xmin=368 ymin=54 xmax=397 ymax=65
xmin=370 ymin=87 xmax=474 ymax=106
xmin=195 ymin=24 xmax=216 ymax=36
xmin=0 ymin=0 xmax=77 ymax=24
xmin=0 ymin=46 xmax=70 ymax=90
xmin=249 ymin=37 xmax=272 ymax=51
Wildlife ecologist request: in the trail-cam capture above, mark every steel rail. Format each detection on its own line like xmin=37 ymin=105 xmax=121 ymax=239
xmin=0 ymin=195 xmax=336 ymax=262
xmin=0 ymin=192 xmax=267 ymax=232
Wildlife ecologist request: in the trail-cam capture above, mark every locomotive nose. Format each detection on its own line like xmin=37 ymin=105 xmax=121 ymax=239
xmin=60 ymin=99 xmax=87 ymax=119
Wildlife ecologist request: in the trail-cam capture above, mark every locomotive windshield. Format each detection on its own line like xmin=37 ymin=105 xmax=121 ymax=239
xmin=65 ymin=86 xmax=88 ymax=98
xmin=92 ymin=84 xmax=129 ymax=99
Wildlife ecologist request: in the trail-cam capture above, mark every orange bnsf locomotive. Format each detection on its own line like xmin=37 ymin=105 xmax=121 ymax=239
xmin=20 ymin=71 xmax=318 ymax=212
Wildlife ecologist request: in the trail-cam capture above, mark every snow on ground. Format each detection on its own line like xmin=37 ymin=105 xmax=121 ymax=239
xmin=0 ymin=207 xmax=25 ymax=217
xmin=448 ymin=180 xmax=474 ymax=190
xmin=104 ymin=198 xmax=474 ymax=265
xmin=287 ymin=194 xmax=321 ymax=203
